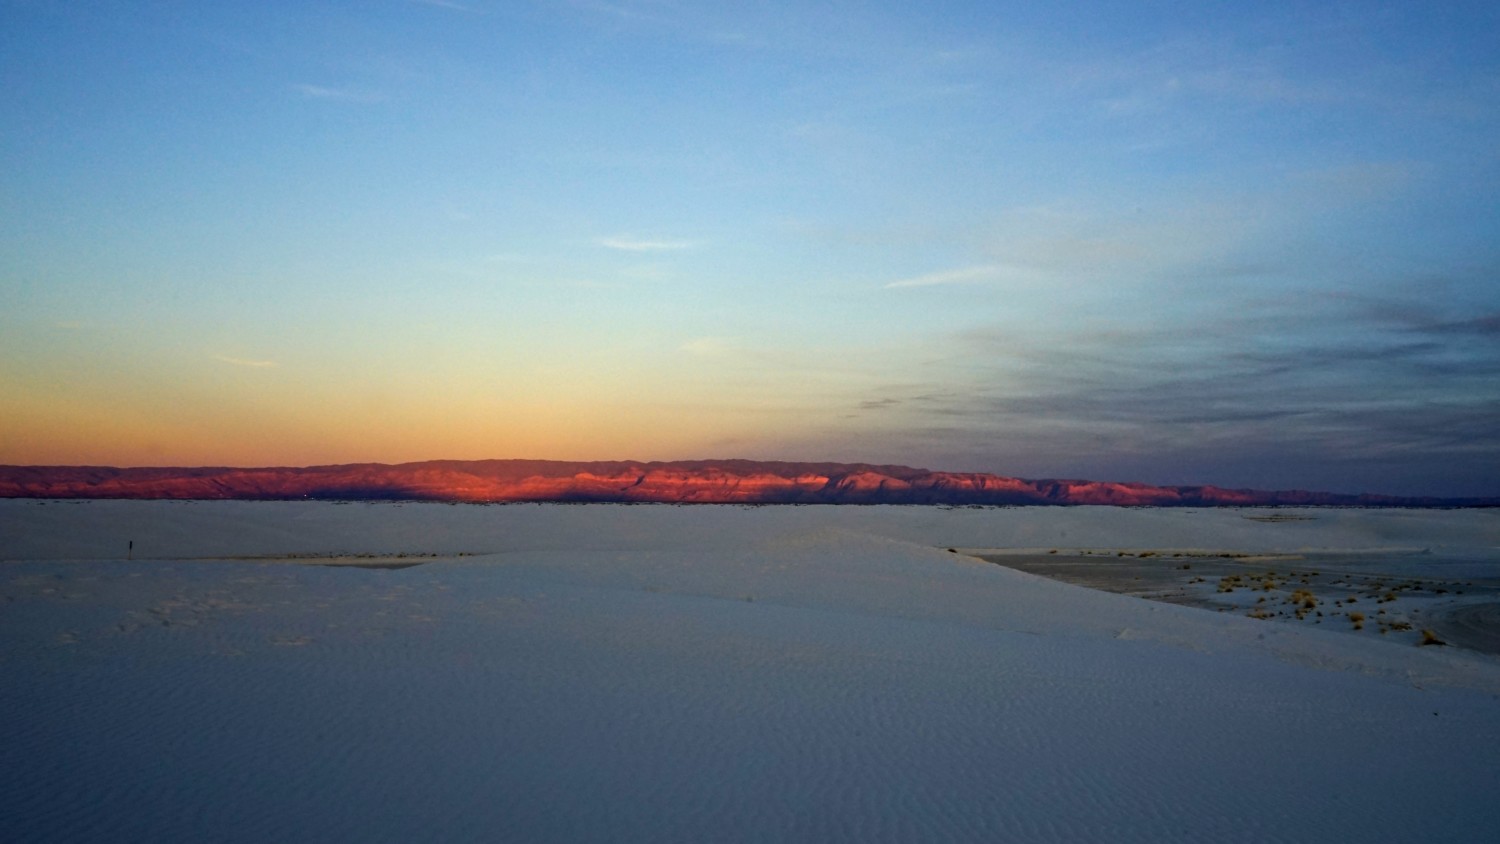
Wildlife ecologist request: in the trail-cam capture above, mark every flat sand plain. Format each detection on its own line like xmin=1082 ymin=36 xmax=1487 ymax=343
xmin=3 ymin=501 xmax=1498 ymax=843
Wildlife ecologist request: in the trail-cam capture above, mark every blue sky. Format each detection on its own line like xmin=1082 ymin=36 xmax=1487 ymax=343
xmin=2 ymin=0 xmax=1498 ymax=496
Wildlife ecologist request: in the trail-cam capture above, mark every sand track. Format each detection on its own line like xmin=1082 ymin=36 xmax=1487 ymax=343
xmin=1433 ymin=601 xmax=1500 ymax=654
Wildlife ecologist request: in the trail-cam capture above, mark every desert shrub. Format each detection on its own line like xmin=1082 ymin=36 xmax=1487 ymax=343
xmin=1289 ymin=589 xmax=1317 ymax=609
xmin=1420 ymin=629 xmax=1446 ymax=647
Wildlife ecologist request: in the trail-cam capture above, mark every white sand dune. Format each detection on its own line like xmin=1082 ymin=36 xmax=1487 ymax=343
xmin=3 ymin=502 xmax=1498 ymax=842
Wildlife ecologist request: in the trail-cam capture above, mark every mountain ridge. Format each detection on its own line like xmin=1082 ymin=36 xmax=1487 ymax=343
xmin=1 ymin=460 xmax=1492 ymax=507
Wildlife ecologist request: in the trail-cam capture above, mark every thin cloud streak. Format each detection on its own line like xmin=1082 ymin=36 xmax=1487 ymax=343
xmin=828 ymin=288 xmax=1500 ymax=496
xmin=214 ymin=356 xmax=278 ymax=368
xmin=292 ymin=84 xmax=384 ymax=103
xmin=599 ymin=236 xmax=694 ymax=252
xmin=411 ymin=0 xmax=478 ymax=11
xmin=884 ymin=265 xmax=1014 ymax=289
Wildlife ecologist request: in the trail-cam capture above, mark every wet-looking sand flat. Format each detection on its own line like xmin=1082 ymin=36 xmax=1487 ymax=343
xmin=975 ymin=548 xmax=1500 ymax=655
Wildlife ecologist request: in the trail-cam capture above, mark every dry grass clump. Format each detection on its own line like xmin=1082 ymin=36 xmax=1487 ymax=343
xmin=1349 ymin=611 xmax=1366 ymax=631
xmin=1419 ymin=629 xmax=1446 ymax=647
xmin=1288 ymin=589 xmax=1318 ymax=620
xmin=1289 ymin=589 xmax=1317 ymax=609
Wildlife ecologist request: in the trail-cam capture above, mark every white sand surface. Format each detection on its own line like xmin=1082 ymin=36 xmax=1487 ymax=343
xmin=3 ymin=501 xmax=1498 ymax=842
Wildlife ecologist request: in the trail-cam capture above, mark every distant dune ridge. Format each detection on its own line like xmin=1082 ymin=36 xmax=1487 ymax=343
xmin=0 ymin=459 xmax=1491 ymax=506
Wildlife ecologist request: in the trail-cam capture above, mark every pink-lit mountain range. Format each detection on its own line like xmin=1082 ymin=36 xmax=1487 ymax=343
xmin=1 ymin=460 xmax=1492 ymax=506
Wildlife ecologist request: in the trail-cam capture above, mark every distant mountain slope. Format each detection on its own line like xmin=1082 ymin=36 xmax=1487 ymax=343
xmin=0 ymin=460 xmax=1490 ymax=506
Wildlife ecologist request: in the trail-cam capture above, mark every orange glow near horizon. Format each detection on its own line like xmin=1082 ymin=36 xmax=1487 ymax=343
xmin=0 ymin=316 xmax=886 ymax=468
xmin=0 ymin=369 xmax=840 ymax=468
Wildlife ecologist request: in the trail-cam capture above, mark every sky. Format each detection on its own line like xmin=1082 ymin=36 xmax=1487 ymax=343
xmin=2 ymin=1 xmax=1498 ymax=496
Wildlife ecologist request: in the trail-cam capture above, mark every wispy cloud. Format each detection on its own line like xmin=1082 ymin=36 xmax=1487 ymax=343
xmin=1290 ymin=162 xmax=1417 ymax=202
xmin=1420 ymin=313 xmax=1500 ymax=337
xmin=573 ymin=1 xmax=650 ymax=21
xmin=785 ymin=286 xmax=1500 ymax=495
xmin=862 ymin=199 xmax=1268 ymax=297
xmin=883 ymin=265 xmax=1016 ymax=289
xmin=214 ymin=355 xmax=277 ymax=368
xmin=599 ymin=236 xmax=693 ymax=252
xmin=411 ymin=0 xmax=477 ymax=11
xmin=563 ymin=2 xmax=772 ymax=51
xmin=292 ymin=84 xmax=384 ymax=103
